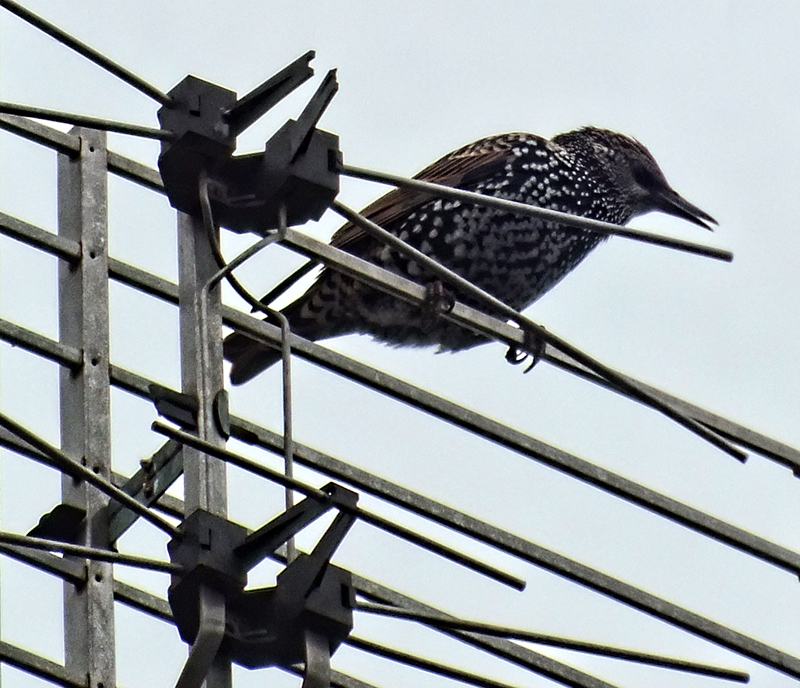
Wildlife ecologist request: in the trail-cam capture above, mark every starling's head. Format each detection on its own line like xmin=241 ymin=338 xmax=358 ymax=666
xmin=557 ymin=127 xmax=717 ymax=230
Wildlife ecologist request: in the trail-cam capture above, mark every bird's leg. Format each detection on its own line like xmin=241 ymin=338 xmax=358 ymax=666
xmin=505 ymin=328 xmax=545 ymax=373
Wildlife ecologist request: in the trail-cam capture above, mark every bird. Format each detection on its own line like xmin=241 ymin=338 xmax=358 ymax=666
xmin=224 ymin=126 xmax=716 ymax=384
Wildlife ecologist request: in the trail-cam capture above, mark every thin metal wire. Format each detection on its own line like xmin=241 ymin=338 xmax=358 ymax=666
xmin=0 ymin=102 xmax=173 ymax=139
xmin=355 ymin=602 xmax=749 ymax=682
xmin=332 ymin=200 xmax=746 ymax=463
xmin=0 ymin=410 xmax=180 ymax=538
xmin=197 ymin=175 xmax=298 ymax=561
xmin=342 ymin=164 xmax=733 ymax=262
xmin=277 ymin=205 xmax=297 ymax=563
xmin=110 ymin=222 xmax=800 ymax=475
xmin=151 ymin=421 xmax=526 ymax=591
xmin=0 ymin=0 xmax=173 ymax=106
xmin=0 ymin=531 xmax=180 ymax=573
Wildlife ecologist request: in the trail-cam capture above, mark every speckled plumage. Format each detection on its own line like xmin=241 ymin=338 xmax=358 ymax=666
xmin=225 ymin=127 xmax=716 ymax=384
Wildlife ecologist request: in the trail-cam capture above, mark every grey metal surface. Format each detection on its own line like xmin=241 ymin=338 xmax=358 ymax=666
xmin=0 ymin=112 xmax=163 ymax=190
xmin=0 ymin=210 xmax=81 ymax=262
xmin=0 ymin=316 xmax=82 ymax=368
xmin=174 ymin=586 xmax=228 ymax=688
xmin=57 ymin=127 xmax=116 ymax=688
xmin=0 ymin=113 xmax=81 ymax=154
xmin=1 ymin=110 xmax=798 ymax=686
xmin=302 ymin=631 xmax=332 ymax=688
xmin=179 ymin=210 xmax=229 ymax=516
xmin=5 ymin=248 xmax=800 ymax=654
xmin=0 ymin=531 xmax=179 ymax=573
xmin=230 ymin=413 xmax=800 ymax=680
xmin=543 ymin=347 xmax=800 ymax=475
xmin=0 ymin=409 xmax=179 ymax=537
xmin=0 ymin=116 xmax=800 ymax=473
xmin=347 ymin=635 xmax=588 ymax=688
xmin=352 ymin=575 xmax=621 ymax=688
xmin=177 ymin=209 xmax=231 ymax=687
xmin=107 ymin=440 xmax=183 ymax=542
xmin=0 ymin=544 xmax=86 ymax=587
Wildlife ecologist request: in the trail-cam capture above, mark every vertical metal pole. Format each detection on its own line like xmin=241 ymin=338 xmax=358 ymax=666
xmin=178 ymin=211 xmax=230 ymax=687
xmin=58 ymin=128 xmax=115 ymax=688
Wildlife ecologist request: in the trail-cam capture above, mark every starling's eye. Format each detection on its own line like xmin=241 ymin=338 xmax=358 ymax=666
xmin=633 ymin=167 xmax=657 ymax=188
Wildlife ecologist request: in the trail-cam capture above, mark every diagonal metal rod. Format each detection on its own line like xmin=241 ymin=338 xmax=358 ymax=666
xmin=332 ymin=201 xmax=746 ymax=463
xmin=342 ymin=164 xmax=733 ymax=262
xmin=347 ymin=636 xmax=527 ymax=688
xmin=0 ymin=542 xmax=86 ymax=586
xmin=0 ymin=531 xmax=179 ymax=573
xmin=0 ymin=640 xmax=86 ymax=688
xmin=0 ymin=0 xmax=172 ymax=105
xmin=355 ymin=602 xmax=749 ymax=682
xmin=0 ymin=410 xmax=180 ymax=538
xmin=152 ymin=421 xmax=526 ymax=591
xmin=266 ymin=227 xmax=800 ymax=473
xmin=0 ymin=102 xmax=173 ymax=139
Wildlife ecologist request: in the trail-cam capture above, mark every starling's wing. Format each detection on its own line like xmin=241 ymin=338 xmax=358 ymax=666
xmin=329 ymin=134 xmax=521 ymax=255
xmin=252 ymin=134 xmax=521 ymax=306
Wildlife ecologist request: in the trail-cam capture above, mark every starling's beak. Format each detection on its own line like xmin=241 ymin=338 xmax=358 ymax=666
xmin=652 ymin=186 xmax=718 ymax=231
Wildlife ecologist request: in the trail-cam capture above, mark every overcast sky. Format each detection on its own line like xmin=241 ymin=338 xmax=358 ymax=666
xmin=2 ymin=2 xmax=800 ymax=688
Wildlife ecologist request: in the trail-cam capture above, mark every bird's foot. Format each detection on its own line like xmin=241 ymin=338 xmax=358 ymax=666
xmin=422 ymin=280 xmax=456 ymax=318
xmin=505 ymin=329 xmax=545 ymax=373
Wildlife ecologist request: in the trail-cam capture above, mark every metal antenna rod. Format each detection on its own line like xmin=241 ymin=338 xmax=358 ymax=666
xmin=347 ymin=636 xmax=530 ymax=688
xmin=0 ymin=531 xmax=180 ymax=573
xmin=332 ymin=200 xmax=746 ymax=463
xmin=0 ymin=410 xmax=180 ymax=538
xmin=355 ymin=602 xmax=749 ymax=682
xmin=152 ymin=421 xmax=527 ymax=591
xmin=0 ymin=102 xmax=173 ymax=139
xmin=342 ymin=164 xmax=733 ymax=262
xmin=0 ymin=0 xmax=173 ymax=105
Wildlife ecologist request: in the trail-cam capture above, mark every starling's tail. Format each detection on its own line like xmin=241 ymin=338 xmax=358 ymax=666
xmin=223 ymin=331 xmax=283 ymax=385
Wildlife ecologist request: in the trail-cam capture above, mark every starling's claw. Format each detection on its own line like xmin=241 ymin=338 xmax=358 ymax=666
xmin=424 ymin=280 xmax=456 ymax=315
xmin=505 ymin=330 xmax=545 ymax=373
xmin=505 ymin=347 xmax=528 ymax=364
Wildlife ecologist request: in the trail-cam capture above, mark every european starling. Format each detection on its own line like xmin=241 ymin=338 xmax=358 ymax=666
xmin=224 ymin=127 xmax=716 ymax=384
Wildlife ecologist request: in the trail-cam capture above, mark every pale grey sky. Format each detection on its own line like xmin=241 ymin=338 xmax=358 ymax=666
xmin=1 ymin=2 xmax=799 ymax=688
